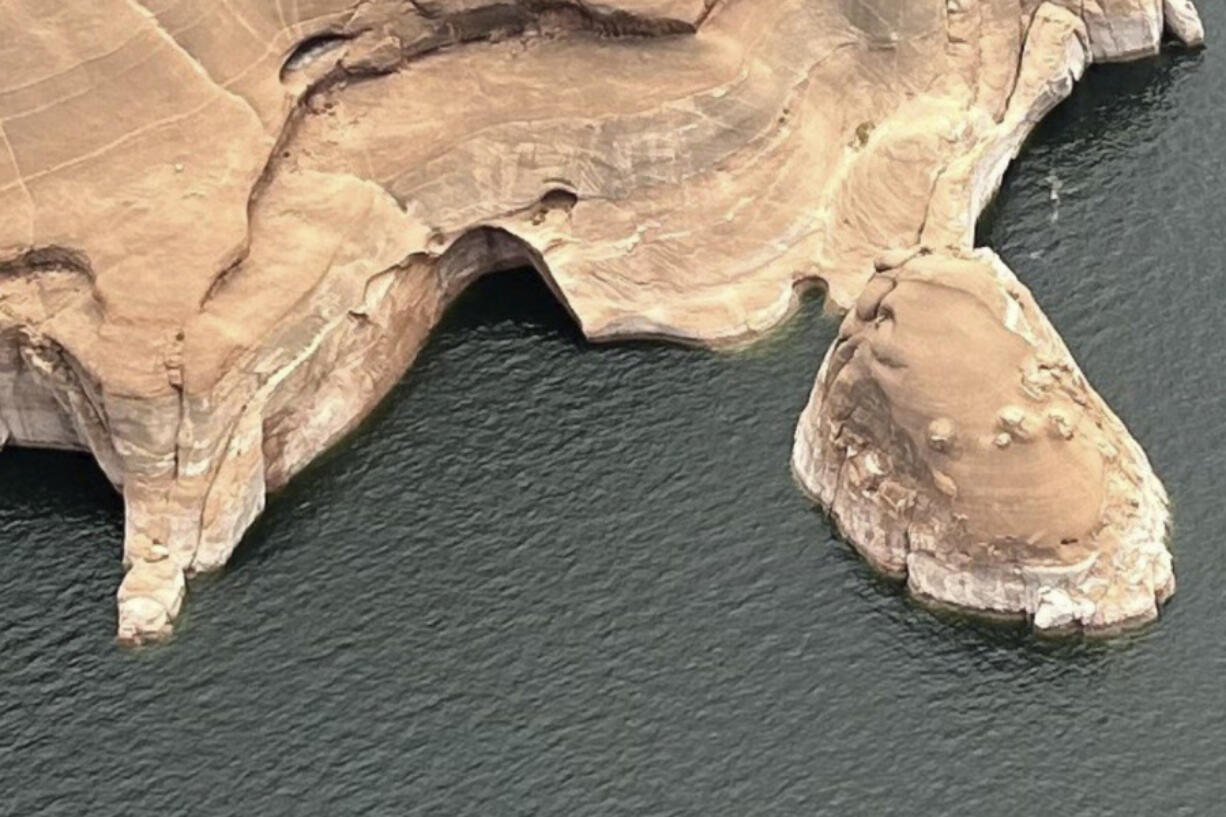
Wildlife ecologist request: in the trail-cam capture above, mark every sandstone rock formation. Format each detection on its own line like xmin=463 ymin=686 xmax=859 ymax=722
xmin=0 ymin=0 xmax=1202 ymax=642
xmin=792 ymin=250 xmax=1173 ymax=630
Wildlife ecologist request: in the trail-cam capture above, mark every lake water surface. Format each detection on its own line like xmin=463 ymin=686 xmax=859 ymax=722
xmin=2 ymin=15 xmax=1224 ymax=815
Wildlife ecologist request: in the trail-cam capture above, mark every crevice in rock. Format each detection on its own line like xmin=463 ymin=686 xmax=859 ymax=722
xmin=0 ymin=246 xmax=95 ymax=281
xmin=1002 ymin=3 xmax=1045 ymax=120
xmin=695 ymin=0 xmax=723 ymax=29
xmin=280 ymin=32 xmax=356 ymax=79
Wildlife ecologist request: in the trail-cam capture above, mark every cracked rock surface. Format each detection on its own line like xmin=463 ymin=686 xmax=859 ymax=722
xmin=0 ymin=0 xmax=1202 ymax=641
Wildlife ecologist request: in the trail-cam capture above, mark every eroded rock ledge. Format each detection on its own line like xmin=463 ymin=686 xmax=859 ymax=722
xmin=0 ymin=0 xmax=1202 ymax=642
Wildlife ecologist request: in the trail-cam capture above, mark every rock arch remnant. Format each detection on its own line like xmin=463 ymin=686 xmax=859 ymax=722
xmin=0 ymin=0 xmax=1203 ymax=642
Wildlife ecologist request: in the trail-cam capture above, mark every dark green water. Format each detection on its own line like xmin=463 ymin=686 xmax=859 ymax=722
xmin=3 ymin=23 xmax=1225 ymax=816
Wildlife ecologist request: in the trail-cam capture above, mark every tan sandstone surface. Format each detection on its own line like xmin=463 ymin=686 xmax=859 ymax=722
xmin=792 ymin=250 xmax=1174 ymax=630
xmin=0 ymin=0 xmax=1202 ymax=642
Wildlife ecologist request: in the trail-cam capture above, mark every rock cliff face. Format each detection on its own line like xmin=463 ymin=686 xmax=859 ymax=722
xmin=0 ymin=0 xmax=1202 ymax=642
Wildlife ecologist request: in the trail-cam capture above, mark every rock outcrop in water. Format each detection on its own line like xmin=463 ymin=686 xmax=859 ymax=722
xmin=792 ymin=250 xmax=1174 ymax=630
xmin=0 ymin=0 xmax=1202 ymax=642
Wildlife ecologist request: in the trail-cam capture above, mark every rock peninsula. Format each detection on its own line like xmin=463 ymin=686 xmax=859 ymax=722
xmin=792 ymin=250 xmax=1174 ymax=630
xmin=0 ymin=0 xmax=1202 ymax=642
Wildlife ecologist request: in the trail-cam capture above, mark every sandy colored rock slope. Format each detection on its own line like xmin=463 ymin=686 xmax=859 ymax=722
xmin=792 ymin=250 xmax=1174 ymax=630
xmin=0 ymin=0 xmax=1203 ymax=641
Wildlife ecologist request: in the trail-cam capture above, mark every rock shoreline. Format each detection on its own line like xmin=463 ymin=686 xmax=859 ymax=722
xmin=791 ymin=250 xmax=1174 ymax=633
xmin=0 ymin=0 xmax=1202 ymax=642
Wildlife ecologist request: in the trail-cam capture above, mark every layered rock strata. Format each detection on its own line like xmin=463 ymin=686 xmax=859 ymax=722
xmin=0 ymin=0 xmax=1202 ymax=641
